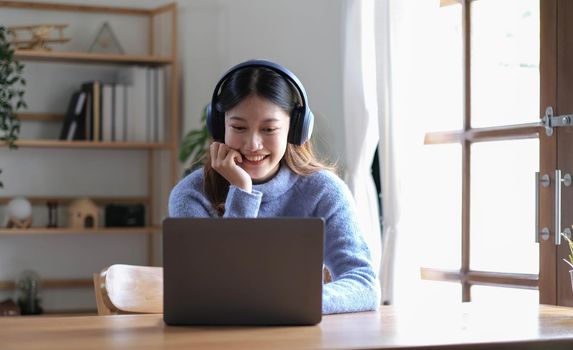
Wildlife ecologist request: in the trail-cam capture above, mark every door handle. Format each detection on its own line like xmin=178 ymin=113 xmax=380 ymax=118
xmin=535 ymin=172 xmax=550 ymax=243
xmin=555 ymin=169 xmax=572 ymax=245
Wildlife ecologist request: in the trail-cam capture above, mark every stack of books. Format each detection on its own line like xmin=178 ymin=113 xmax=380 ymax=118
xmin=59 ymin=66 xmax=166 ymax=143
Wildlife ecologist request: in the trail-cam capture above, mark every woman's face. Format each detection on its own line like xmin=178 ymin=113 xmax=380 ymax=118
xmin=224 ymin=94 xmax=290 ymax=183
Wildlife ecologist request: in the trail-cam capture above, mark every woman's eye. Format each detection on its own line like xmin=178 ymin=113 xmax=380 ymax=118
xmin=263 ymin=128 xmax=278 ymax=133
xmin=231 ymin=125 xmax=246 ymax=131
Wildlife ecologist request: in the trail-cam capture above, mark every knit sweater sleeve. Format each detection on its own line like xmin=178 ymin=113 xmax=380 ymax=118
xmin=168 ymin=169 xmax=262 ymax=218
xmin=222 ymin=186 xmax=262 ymax=218
xmin=311 ymin=172 xmax=381 ymax=314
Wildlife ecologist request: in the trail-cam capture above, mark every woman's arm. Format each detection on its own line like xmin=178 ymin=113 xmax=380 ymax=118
xmin=168 ymin=172 xmax=214 ymax=217
xmin=313 ymin=173 xmax=381 ymax=314
xmin=168 ymin=170 xmax=262 ymax=218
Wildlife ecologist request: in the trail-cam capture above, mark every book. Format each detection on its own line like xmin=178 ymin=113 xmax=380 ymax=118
xmin=68 ymin=92 xmax=87 ymax=141
xmin=125 ymin=84 xmax=135 ymax=141
xmin=102 ymin=84 xmax=113 ymax=142
xmin=156 ymin=68 xmax=165 ymax=142
xmin=94 ymin=81 xmax=101 ymax=141
xmin=113 ymin=84 xmax=126 ymax=142
xmin=147 ymin=68 xmax=155 ymax=142
xmin=133 ymin=67 xmax=148 ymax=142
xmin=117 ymin=66 xmax=148 ymax=142
xmin=81 ymin=81 xmax=101 ymax=141
xmin=59 ymin=91 xmax=87 ymax=141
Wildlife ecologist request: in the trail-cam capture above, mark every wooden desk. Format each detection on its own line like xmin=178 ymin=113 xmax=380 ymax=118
xmin=1 ymin=303 xmax=573 ymax=349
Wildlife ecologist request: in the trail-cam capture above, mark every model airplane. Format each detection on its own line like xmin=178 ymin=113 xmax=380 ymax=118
xmin=8 ymin=24 xmax=70 ymax=51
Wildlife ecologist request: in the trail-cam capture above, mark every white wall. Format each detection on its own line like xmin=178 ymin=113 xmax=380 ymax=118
xmin=0 ymin=0 xmax=346 ymax=312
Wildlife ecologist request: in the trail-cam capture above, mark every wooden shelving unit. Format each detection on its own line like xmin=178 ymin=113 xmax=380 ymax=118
xmin=0 ymin=0 xmax=179 ymax=309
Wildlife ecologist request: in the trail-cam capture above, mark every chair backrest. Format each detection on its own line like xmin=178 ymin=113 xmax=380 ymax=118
xmin=93 ymin=264 xmax=330 ymax=315
xmin=93 ymin=264 xmax=163 ymax=315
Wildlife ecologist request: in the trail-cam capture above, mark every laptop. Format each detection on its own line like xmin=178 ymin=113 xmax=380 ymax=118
xmin=162 ymin=217 xmax=324 ymax=326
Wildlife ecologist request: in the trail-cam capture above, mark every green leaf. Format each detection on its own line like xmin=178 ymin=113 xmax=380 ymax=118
xmin=178 ymin=103 xmax=212 ymax=171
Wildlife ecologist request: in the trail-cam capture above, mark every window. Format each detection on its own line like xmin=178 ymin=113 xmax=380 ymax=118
xmin=422 ymin=0 xmax=541 ymax=302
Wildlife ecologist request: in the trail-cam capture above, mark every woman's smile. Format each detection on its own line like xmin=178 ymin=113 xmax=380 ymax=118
xmin=243 ymin=154 xmax=269 ymax=163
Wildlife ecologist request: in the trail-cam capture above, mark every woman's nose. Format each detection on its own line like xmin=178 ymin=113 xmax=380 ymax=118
xmin=245 ymin=132 xmax=263 ymax=151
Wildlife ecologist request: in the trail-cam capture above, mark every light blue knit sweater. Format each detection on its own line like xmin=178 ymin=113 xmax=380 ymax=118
xmin=168 ymin=164 xmax=381 ymax=314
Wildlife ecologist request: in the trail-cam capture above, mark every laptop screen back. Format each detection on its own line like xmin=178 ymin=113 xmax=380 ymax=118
xmin=162 ymin=217 xmax=324 ymax=326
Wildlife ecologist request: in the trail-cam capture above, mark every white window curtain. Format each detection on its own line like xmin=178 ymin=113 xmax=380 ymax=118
xmin=343 ymin=0 xmax=448 ymax=305
xmin=374 ymin=0 xmax=451 ymax=305
xmin=342 ymin=0 xmax=382 ymax=280
xmin=374 ymin=0 xmax=397 ymax=305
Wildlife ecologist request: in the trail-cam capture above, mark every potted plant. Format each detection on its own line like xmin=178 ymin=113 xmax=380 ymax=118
xmin=561 ymin=232 xmax=573 ymax=293
xmin=0 ymin=25 xmax=26 ymax=188
xmin=0 ymin=25 xmax=25 ymax=146
xmin=179 ymin=104 xmax=211 ymax=176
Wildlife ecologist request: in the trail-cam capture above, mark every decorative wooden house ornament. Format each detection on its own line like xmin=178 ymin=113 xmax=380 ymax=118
xmin=68 ymin=198 xmax=99 ymax=228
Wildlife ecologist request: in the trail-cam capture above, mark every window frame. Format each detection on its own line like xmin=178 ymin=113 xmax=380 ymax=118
xmin=422 ymin=0 xmax=547 ymax=302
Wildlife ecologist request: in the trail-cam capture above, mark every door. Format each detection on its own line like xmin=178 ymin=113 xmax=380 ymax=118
xmin=421 ymin=0 xmax=567 ymax=304
xmin=542 ymin=0 xmax=573 ymax=306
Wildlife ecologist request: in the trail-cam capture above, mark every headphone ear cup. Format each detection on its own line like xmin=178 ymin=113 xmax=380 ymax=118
xmin=300 ymin=109 xmax=314 ymax=145
xmin=288 ymin=106 xmax=314 ymax=145
xmin=288 ymin=106 xmax=303 ymax=145
xmin=206 ymin=103 xmax=225 ymax=142
xmin=206 ymin=103 xmax=215 ymax=137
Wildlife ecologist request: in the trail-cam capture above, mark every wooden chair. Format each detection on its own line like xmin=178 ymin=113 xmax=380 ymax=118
xmin=93 ymin=264 xmax=331 ymax=315
xmin=93 ymin=264 xmax=163 ymax=315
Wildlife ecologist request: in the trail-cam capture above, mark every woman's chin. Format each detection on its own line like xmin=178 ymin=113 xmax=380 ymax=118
xmin=248 ymin=166 xmax=279 ymax=184
xmin=249 ymin=172 xmax=270 ymax=183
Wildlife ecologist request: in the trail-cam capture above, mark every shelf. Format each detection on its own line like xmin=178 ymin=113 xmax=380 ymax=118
xmin=0 ymin=278 xmax=93 ymax=290
xmin=17 ymin=113 xmax=64 ymax=122
xmin=14 ymin=50 xmax=174 ymax=66
xmin=5 ymin=140 xmax=170 ymax=149
xmin=0 ymin=226 xmax=161 ymax=236
xmin=0 ymin=0 xmax=174 ymax=16
xmin=0 ymin=196 xmax=150 ymax=205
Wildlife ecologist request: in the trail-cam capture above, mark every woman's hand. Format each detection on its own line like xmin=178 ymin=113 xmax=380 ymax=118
xmin=210 ymin=142 xmax=252 ymax=192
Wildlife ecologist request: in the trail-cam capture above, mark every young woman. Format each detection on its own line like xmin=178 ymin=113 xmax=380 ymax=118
xmin=169 ymin=60 xmax=380 ymax=314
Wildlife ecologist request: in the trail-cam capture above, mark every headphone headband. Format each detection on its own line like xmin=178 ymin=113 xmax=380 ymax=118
xmin=211 ymin=60 xmax=309 ymax=114
xmin=207 ymin=59 xmax=314 ymax=145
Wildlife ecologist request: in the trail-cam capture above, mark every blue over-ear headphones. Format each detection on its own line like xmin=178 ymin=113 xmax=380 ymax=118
xmin=206 ymin=59 xmax=314 ymax=146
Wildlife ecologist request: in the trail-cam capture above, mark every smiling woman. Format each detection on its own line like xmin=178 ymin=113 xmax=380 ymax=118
xmin=168 ymin=60 xmax=381 ymax=315
xmin=200 ymin=62 xmax=333 ymax=215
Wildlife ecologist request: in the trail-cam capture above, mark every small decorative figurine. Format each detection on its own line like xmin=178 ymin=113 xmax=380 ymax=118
xmin=46 ymin=200 xmax=59 ymax=228
xmin=68 ymin=198 xmax=99 ymax=228
xmin=0 ymin=299 xmax=20 ymax=316
xmin=16 ymin=270 xmax=43 ymax=315
xmin=88 ymin=22 xmax=124 ymax=55
xmin=6 ymin=197 xmax=32 ymax=229
xmin=8 ymin=24 xmax=70 ymax=51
